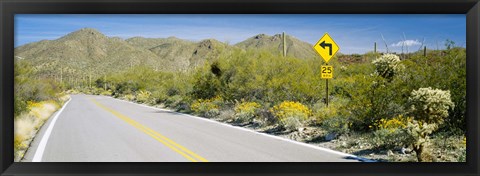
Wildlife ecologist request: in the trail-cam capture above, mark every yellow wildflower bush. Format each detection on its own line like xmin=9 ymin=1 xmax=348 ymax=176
xmin=190 ymin=96 xmax=222 ymax=118
xmin=28 ymin=100 xmax=60 ymax=121
xmin=15 ymin=96 xmax=68 ymax=161
xmin=234 ymin=101 xmax=261 ymax=123
xmin=372 ymin=115 xmax=413 ymax=131
xmin=270 ymin=101 xmax=312 ymax=131
xmin=371 ymin=115 xmax=413 ymax=149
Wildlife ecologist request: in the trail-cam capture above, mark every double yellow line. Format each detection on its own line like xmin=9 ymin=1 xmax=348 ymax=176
xmin=90 ymin=98 xmax=208 ymax=162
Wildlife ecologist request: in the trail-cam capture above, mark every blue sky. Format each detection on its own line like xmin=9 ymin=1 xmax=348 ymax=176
xmin=15 ymin=14 xmax=465 ymax=54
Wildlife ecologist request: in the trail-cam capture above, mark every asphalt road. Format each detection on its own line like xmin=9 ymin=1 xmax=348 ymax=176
xmin=22 ymin=94 xmax=362 ymax=162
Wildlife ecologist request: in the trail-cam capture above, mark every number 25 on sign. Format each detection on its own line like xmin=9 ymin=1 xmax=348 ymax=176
xmin=321 ymin=65 xmax=333 ymax=79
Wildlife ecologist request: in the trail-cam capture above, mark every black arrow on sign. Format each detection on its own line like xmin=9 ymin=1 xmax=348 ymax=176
xmin=320 ymin=40 xmax=333 ymax=55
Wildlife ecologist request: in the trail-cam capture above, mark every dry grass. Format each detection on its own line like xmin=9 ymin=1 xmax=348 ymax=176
xmin=14 ymin=95 xmax=69 ymax=161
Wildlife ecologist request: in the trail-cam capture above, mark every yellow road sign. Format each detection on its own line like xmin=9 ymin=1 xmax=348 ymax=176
xmin=321 ymin=65 xmax=333 ymax=79
xmin=313 ymin=33 xmax=339 ymax=63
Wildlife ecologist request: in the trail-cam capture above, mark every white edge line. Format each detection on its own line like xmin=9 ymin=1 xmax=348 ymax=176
xmin=104 ymin=96 xmax=376 ymax=162
xmin=32 ymin=98 xmax=72 ymax=162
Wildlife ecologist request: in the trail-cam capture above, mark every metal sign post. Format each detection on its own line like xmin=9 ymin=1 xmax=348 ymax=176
xmin=313 ymin=33 xmax=339 ymax=107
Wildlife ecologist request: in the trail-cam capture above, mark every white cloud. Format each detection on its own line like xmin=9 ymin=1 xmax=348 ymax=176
xmin=391 ymin=39 xmax=422 ymax=47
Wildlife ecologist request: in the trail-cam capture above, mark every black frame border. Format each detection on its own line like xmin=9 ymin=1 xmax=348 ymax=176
xmin=1 ymin=0 xmax=479 ymax=176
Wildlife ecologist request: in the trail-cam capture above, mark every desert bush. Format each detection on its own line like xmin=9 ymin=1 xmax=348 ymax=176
xmin=14 ymin=97 xmax=28 ymax=117
xmin=99 ymin=90 xmax=112 ymax=96
xmin=151 ymin=89 xmax=168 ymax=103
xmin=91 ymin=87 xmax=105 ymax=95
xmin=458 ymin=136 xmax=467 ymax=162
xmin=312 ymin=97 xmax=348 ymax=123
xmin=66 ymin=89 xmax=80 ymax=94
xmin=191 ymin=64 xmax=222 ymax=100
xmin=311 ymin=98 xmax=351 ymax=135
xmin=136 ymin=90 xmax=152 ymax=104
xmin=270 ymin=101 xmax=312 ymax=131
xmin=190 ymin=96 xmax=222 ymax=118
xmin=372 ymin=128 xmax=410 ymax=149
xmin=15 ymin=59 xmax=62 ymax=116
xmin=218 ymin=109 xmax=235 ymax=121
xmin=123 ymin=94 xmax=136 ymax=101
xmin=165 ymin=95 xmax=187 ymax=110
xmin=321 ymin=115 xmax=351 ymax=136
xmin=233 ymin=101 xmax=261 ymax=123
xmin=371 ymin=115 xmax=413 ymax=149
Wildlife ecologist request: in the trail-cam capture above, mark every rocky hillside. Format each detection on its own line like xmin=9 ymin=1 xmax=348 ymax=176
xmin=15 ymin=28 xmax=318 ymax=80
xmin=235 ymin=33 xmax=317 ymax=59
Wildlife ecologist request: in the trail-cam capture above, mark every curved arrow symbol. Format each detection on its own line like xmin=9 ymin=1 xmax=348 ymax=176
xmin=320 ymin=40 xmax=333 ymax=56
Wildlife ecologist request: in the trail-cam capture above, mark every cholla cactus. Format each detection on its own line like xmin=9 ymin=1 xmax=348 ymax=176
xmin=408 ymin=87 xmax=454 ymax=124
xmin=406 ymin=87 xmax=454 ymax=162
xmin=405 ymin=120 xmax=438 ymax=162
xmin=372 ymin=54 xmax=403 ymax=80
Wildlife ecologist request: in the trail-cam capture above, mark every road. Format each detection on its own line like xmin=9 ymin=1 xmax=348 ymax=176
xmin=22 ymin=94 xmax=362 ymax=162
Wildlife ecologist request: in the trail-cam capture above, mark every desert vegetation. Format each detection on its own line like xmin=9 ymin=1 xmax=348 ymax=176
xmin=14 ymin=59 xmax=69 ymax=161
xmin=14 ymin=28 xmax=466 ymax=162
xmin=84 ymin=45 xmax=465 ymax=162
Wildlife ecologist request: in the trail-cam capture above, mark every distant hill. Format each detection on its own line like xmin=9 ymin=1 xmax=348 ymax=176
xmin=15 ymin=28 xmax=319 ymax=81
xmin=235 ymin=33 xmax=317 ymax=59
xmin=15 ymin=28 xmax=160 ymax=81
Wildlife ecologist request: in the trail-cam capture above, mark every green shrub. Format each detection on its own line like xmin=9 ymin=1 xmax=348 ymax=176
xmin=136 ymin=90 xmax=152 ymax=104
xmin=14 ymin=97 xmax=28 ymax=117
xmin=310 ymin=98 xmax=352 ymax=135
xmin=14 ymin=60 xmax=61 ymax=118
xmin=99 ymin=90 xmax=112 ymax=96
xmin=372 ymin=128 xmax=410 ymax=149
xmin=165 ymin=95 xmax=184 ymax=108
xmin=91 ymin=87 xmax=105 ymax=95
xmin=371 ymin=115 xmax=413 ymax=149
xmin=313 ymin=97 xmax=348 ymax=123
xmin=151 ymin=89 xmax=168 ymax=103
xmin=123 ymin=94 xmax=136 ymax=101
xmin=321 ymin=115 xmax=351 ymax=135
xmin=191 ymin=64 xmax=222 ymax=100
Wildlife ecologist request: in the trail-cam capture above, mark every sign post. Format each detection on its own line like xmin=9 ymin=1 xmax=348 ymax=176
xmin=313 ymin=33 xmax=339 ymax=107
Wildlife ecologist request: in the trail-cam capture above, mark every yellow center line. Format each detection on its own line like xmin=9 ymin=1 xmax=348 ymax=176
xmin=90 ymin=98 xmax=208 ymax=162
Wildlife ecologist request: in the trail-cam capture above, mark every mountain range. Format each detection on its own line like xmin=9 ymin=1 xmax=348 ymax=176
xmin=14 ymin=28 xmax=319 ymax=80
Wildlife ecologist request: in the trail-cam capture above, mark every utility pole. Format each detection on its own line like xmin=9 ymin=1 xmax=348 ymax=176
xmin=374 ymin=42 xmax=377 ymax=54
xmin=283 ymin=31 xmax=287 ymax=57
